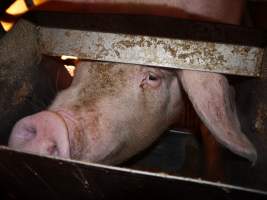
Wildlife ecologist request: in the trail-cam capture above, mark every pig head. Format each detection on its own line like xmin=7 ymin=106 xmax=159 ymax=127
xmin=8 ymin=61 xmax=257 ymax=164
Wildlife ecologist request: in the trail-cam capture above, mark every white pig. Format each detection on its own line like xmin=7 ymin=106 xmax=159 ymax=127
xmin=9 ymin=61 xmax=257 ymax=164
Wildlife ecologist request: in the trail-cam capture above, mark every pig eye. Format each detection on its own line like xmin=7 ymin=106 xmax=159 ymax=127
xmin=148 ymin=73 xmax=158 ymax=81
xmin=141 ymin=71 xmax=161 ymax=89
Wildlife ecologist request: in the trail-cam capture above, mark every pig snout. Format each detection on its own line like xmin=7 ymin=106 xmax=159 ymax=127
xmin=8 ymin=111 xmax=70 ymax=158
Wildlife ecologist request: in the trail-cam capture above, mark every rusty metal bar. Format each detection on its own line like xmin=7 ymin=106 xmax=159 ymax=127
xmin=4 ymin=15 xmax=265 ymax=77
xmin=39 ymin=26 xmax=264 ymax=77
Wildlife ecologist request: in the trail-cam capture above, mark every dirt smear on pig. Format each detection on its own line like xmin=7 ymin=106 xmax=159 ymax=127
xmin=72 ymin=61 xmax=130 ymax=111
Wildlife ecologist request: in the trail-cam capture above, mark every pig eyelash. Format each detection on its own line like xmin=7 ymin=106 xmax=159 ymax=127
xmin=148 ymin=73 xmax=158 ymax=81
xmin=147 ymin=71 xmax=161 ymax=81
xmin=140 ymin=71 xmax=162 ymax=88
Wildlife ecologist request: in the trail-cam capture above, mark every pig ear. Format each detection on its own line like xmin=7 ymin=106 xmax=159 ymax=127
xmin=178 ymin=70 xmax=257 ymax=163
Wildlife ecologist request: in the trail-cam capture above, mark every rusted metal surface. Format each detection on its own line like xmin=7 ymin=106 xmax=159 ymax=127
xmin=5 ymin=14 xmax=264 ymax=77
xmin=0 ymin=19 xmax=42 ymax=144
xmin=39 ymin=26 xmax=264 ymax=77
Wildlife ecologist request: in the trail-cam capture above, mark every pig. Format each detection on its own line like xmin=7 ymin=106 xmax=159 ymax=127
xmin=8 ymin=61 xmax=257 ymax=165
xmin=8 ymin=0 xmax=256 ymax=164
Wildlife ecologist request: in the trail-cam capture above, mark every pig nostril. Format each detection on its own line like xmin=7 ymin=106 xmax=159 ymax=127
xmin=15 ymin=125 xmax=37 ymax=141
xmin=47 ymin=144 xmax=59 ymax=156
xmin=25 ymin=126 xmax=36 ymax=135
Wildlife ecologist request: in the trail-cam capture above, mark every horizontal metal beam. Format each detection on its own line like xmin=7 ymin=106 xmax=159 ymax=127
xmin=39 ymin=26 xmax=264 ymax=76
xmin=0 ymin=146 xmax=267 ymax=199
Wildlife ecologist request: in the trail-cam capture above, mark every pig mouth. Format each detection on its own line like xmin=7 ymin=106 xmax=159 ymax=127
xmin=48 ymin=109 xmax=82 ymax=159
xmin=48 ymin=110 xmax=72 ymax=157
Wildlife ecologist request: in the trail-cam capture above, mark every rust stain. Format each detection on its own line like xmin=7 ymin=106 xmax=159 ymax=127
xmin=203 ymin=44 xmax=226 ymax=67
xmin=94 ymin=36 xmax=109 ymax=59
xmin=64 ymin=31 xmax=71 ymax=37
xmin=114 ymin=50 xmax=120 ymax=57
xmin=182 ymin=44 xmax=190 ymax=51
xmin=115 ymin=36 xmax=151 ymax=49
xmin=231 ymin=46 xmax=250 ymax=56
xmin=255 ymin=49 xmax=265 ymax=77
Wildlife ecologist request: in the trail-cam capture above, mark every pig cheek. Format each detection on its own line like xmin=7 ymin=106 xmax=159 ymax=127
xmin=68 ymin=123 xmax=86 ymax=160
xmin=68 ymin=115 xmax=100 ymax=161
xmin=146 ymin=78 xmax=162 ymax=89
xmin=71 ymin=133 xmax=91 ymax=160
